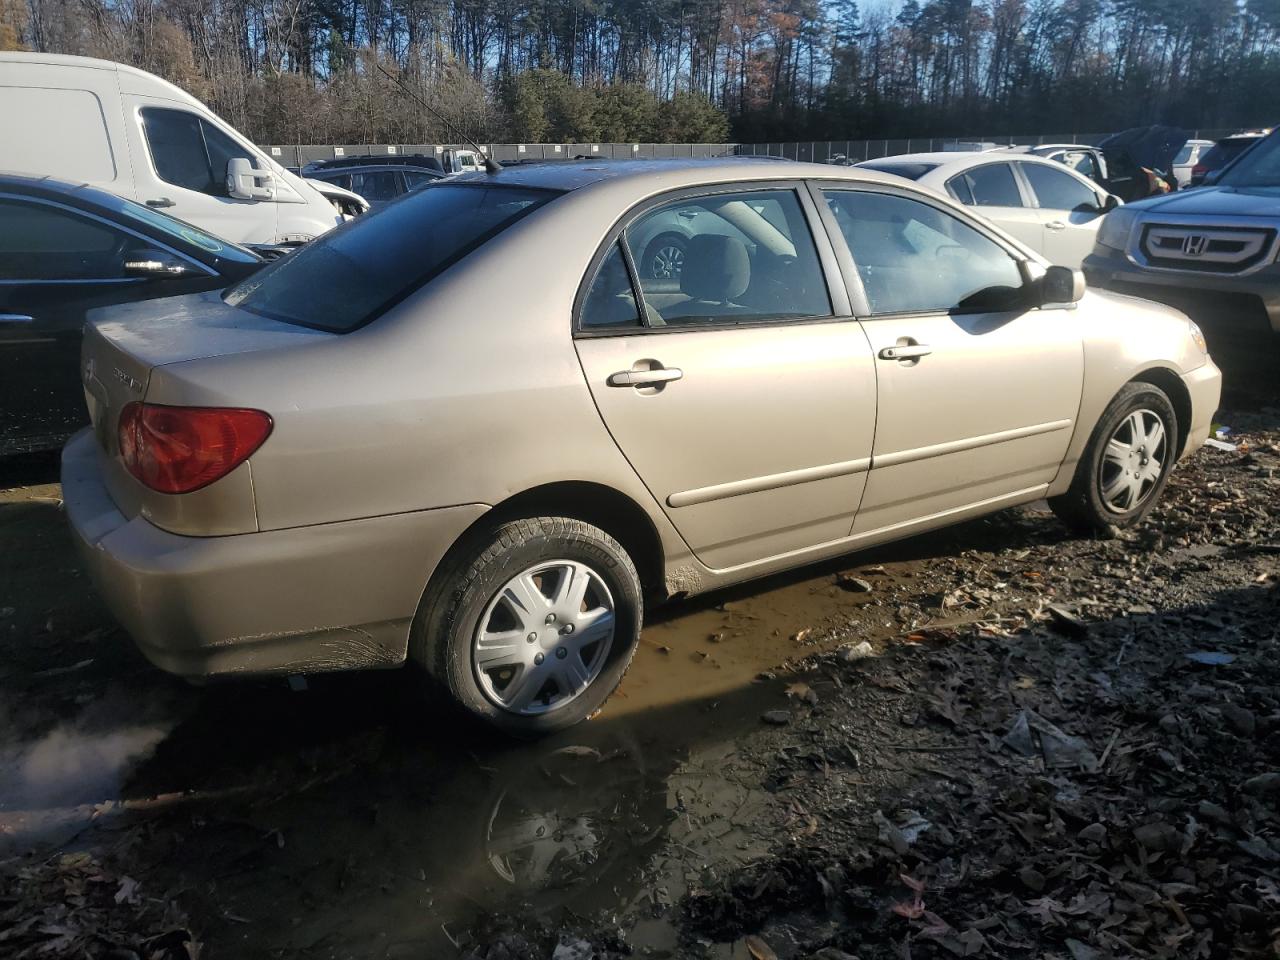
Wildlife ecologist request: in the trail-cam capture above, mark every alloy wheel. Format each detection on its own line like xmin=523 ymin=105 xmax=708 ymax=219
xmin=651 ymin=244 xmax=684 ymax=279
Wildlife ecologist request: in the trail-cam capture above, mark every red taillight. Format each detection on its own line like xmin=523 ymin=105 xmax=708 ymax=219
xmin=1191 ymin=163 xmax=1207 ymax=176
xmin=118 ymin=403 xmax=273 ymax=494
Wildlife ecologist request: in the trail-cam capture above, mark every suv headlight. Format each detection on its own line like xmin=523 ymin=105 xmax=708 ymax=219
xmin=1097 ymin=207 xmax=1139 ymax=250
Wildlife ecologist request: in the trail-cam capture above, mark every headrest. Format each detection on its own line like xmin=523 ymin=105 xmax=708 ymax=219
xmin=681 ymin=234 xmax=750 ymax=302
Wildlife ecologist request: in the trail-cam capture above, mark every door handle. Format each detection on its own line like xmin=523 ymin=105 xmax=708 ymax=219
xmin=0 ymin=314 xmax=34 ymax=324
xmin=878 ymin=344 xmax=931 ymax=361
xmin=146 ymin=198 xmax=175 ymax=208
xmin=607 ymin=367 xmax=683 ymax=387
xmin=1046 ymin=221 xmax=1066 ymax=231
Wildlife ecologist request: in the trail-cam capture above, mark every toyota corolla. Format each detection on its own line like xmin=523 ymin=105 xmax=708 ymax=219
xmin=62 ymin=159 xmax=1221 ymax=735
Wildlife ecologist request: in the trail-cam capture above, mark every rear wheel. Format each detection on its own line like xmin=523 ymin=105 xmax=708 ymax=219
xmin=412 ymin=517 xmax=642 ymax=736
xmin=1050 ymin=382 xmax=1178 ymax=534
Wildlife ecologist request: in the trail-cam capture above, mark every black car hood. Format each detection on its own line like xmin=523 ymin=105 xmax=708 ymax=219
xmin=1097 ymin=126 xmax=1189 ymax=173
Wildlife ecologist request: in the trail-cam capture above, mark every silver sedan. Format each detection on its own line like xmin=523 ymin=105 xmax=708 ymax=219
xmin=63 ymin=158 xmax=1221 ymax=735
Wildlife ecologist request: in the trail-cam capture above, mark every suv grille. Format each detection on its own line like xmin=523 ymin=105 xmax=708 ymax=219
xmin=1139 ymin=224 xmax=1276 ymax=273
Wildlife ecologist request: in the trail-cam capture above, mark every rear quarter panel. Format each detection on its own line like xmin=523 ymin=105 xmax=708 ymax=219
xmin=150 ymin=192 xmax=696 ymax=573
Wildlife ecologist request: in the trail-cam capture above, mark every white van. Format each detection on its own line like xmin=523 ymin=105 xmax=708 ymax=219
xmin=0 ymin=53 xmax=347 ymax=245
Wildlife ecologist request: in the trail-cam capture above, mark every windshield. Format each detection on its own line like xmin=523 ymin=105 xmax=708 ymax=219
xmin=225 ymin=184 xmax=557 ymax=332
xmin=1218 ymin=133 xmax=1279 ymax=188
xmin=92 ymin=190 xmax=260 ymax=263
xmin=861 ymin=162 xmax=939 ymax=181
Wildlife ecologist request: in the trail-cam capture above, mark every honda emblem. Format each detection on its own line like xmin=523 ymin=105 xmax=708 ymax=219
xmin=1181 ymin=234 xmax=1207 ymax=256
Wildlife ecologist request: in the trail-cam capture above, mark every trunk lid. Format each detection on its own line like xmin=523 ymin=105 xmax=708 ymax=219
xmin=81 ymin=291 xmax=332 ymax=527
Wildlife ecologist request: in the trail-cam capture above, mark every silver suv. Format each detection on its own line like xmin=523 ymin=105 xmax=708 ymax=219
xmin=1084 ymin=127 xmax=1280 ymax=335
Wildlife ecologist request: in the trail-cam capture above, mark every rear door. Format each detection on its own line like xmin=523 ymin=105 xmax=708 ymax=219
xmin=1014 ymin=161 xmax=1108 ymax=267
xmin=944 ymin=161 xmax=1043 ymax=253
xmin=573 ymin=183 xmax=878 ymax=571
xmin=817 ymin=185 xmax=1083 ymax=535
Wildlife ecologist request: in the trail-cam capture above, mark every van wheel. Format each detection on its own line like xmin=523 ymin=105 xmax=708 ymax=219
xmin=412 ymin=517 xmax=642 ymax=737
xmin=1050 ymin=382 xmax=1178 ymax=534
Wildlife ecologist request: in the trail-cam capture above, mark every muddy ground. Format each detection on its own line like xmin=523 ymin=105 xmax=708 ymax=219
xmin=1 ymin=318 xmax=1278 ymax=960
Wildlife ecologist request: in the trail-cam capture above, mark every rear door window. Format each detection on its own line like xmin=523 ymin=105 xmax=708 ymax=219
xmin=225 ymin=184 xmax=557 ymax=332
xmin=349 ymin=170 xmax=401 ymax=202
xmin=948 ymin=163 xmax=1024 ymax=207
xmin=621 ymin=189 xmax=831 ymax=328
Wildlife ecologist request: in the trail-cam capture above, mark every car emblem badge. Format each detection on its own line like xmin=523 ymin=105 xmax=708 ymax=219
xmin=113 ymin=366 xmax=142 ymax=392
xmin=1181 ymin=234 xmax=1207 ymax=256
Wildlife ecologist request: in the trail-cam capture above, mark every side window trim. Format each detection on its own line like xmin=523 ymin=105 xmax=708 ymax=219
xmin=811 ymin=181 xmax=1032 ymax=320
xmin=1008 ymin=162 xmax=1043 ymax=208
xmin=0 ymin=193 xmax=215 ymax=284
xmin=573 ymin=180 xmax=851 ymax=338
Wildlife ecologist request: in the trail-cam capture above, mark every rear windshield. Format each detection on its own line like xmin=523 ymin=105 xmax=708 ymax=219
xmin=225 ymin=184 xmax=558 ymax=332
xmin=861 ymin=161 xmax=939 ymax=181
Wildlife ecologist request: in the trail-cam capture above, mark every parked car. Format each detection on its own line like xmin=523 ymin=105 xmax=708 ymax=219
xmin=857 ymin=151 xmax=1120 ymax=267
xmin=1021 ymin=127 xmax=1183 ymax=201
xmin=303 ymin=149 xmax=485 ymax=177
xmin=0 ymin=174 xmax=266 ymax=455
xmin=63 ymin=159 xmax=1219 ymax=736
xmin=0 ymin=53 xmax=348 ymax=245
xmin=1171 ymin=139 xmax=1215 ymax=187
xmin=306 ymin=163 xmax=444 ymax=210
xmin=1084 ymin=126 xmax=1280 ymax=337
xmin=1189 ymin=130 xmax=1270 ymax=186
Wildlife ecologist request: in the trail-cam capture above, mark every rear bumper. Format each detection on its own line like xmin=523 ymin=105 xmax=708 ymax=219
xmin=1084 ymin=248 xmax=1280 ymax=334
xmin=62 ymin=430 xmax=487 ymax=678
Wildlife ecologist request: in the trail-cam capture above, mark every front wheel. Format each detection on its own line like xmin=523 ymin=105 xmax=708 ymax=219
xmin=1050 ymin=382 xmax=1178 ymax=534
xmin=412 ymin=517 xmax=643 ymax=736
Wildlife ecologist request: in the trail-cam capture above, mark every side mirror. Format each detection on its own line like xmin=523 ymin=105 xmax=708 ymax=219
xmin=1040 ymin=265 xmax=1086 ymax=305
xmin=123 ymin=249 xmax=196 ymax=278
xmin=226 ymin=157 xmax=275 ymax=201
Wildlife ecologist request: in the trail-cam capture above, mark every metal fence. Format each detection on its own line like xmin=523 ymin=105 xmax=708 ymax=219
xmin=260 ymin=142 xmax=738 ymax=167
xmin=734 ymin=131 xmax=1237 ymax=164
xmin=260 ymin=130 xmax=1237 ymax=168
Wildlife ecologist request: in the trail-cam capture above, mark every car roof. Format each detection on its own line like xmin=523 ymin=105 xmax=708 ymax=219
xmin=857 ymin=150 xmax=1069 ymax=172
xmin=311 ymin=164 xmax=441 ymax=175
xmin=446 ymin=156 xmax=910 ymax=194
xmin=0 ymin=52 xmax=207 ymax=112
xmin=0 ymin=171 xmax=115 ymax=207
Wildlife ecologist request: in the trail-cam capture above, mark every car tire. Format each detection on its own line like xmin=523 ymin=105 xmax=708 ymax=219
xmin=1049 ymin=382 xmax=1178 ymax=535
xmin=411 ymin=517 xmax=643 ymax=737
xmin=641 ymin=234 xmax=688 ymax=280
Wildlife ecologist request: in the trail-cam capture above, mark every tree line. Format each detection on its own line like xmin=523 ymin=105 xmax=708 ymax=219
xmin=2 ymin=0 xmax=1278 ymax=145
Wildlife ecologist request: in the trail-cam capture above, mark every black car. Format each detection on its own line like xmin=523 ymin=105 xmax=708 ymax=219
xmin=304 ymin=163 xmax=444 ymax=209
xmin=0 ymin=175 xmax=267 ymax=455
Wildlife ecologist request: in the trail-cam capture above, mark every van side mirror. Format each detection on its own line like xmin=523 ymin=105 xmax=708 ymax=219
xmin=1040 ymin=265 xmax=1085 ymax=305
xmin=226 ymin=157 xmax=275 ymax=201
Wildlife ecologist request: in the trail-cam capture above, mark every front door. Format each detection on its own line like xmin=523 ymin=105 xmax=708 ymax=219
xmin=124 ymin=101 xmax=276 ymax=243
xmin=1015 ymin=161 xmax=1110 ymax=268
xmin=818 ymin=186 xmax=1084 ymax=536
xmin=573 ymin=185 xmax=878 ymax=571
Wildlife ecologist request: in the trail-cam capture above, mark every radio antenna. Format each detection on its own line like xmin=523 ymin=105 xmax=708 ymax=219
xmin=376 ymin=64 xmax=502 ymax=173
